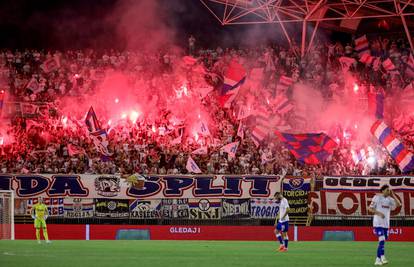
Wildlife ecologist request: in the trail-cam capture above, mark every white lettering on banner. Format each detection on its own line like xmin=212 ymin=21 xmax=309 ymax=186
xmin=323 ymin=176 xmax=414 ymax=191
xmin=0 ymin=174 xmax=282 ymax=199
xmin=309 ymin=191 xmax=414 ymax=216
xmin=389 ymin=228 xmax=403 ymax=235
xmin=169 ymin=227 xmax=201 ymax=234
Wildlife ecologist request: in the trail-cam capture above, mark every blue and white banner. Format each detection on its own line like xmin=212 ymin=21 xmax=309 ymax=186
xmin=250 ymin=198 xmax=279 ymax=219
xmin=0 ymin=174 xmax=282 ymax=199
xmin=26 ymin=198 xmax=64 ymax=217
xmin=129 ymin=199 xmax=162 ymax=219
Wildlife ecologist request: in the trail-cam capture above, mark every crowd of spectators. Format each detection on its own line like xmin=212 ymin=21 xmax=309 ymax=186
xmin=0 ymin=34 xmax=413 ymax=177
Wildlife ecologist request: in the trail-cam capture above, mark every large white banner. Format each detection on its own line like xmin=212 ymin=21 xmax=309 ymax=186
xmin=310 ymin=191 xmax=414 ymax=216
xmin=0 ymin=174 xmax=282 ymax=199
xmin=317 ymin=176 xmax=414 ymax=216
xmin=323 ymin=176 xmax=414 ymax=191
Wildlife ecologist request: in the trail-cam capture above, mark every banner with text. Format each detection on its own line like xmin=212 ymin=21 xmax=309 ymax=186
xmin=0 ymin=174 xmax=282 ymax=199
xmin=63 ymin=198 xmax=94 ymax=218
xmin=189 ymin=199 xmax=221 ymax=219
xmin=161 ymin=199 xmax=189 ymax=218
xmin=222 ymin=199 xmax=251 ymax=219
xmin=94 ymin=199 xmax=129 ymax=218
xmin=250 ymin=198 xmax=279 ymax=219
xmin=129 ymin=199 xmax=162 ymax=219
xmin=283 ymin=177 xmax=311 ymax=217
xmin=309 ymin=191 xmax=414 ymax=216
xmin=323 ymin=176 xmax=414 ymax=191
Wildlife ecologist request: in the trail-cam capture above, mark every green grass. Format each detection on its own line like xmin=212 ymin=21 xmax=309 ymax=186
xmin=1 ymin=240 xmax=413 ymax=267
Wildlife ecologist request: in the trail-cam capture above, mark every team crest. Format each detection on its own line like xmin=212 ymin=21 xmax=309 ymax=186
xmin=198 ymin=199 xmax=210 ymax=211
xmin=136 ymin=201 xmax=151 ymax=211
xmin=95 ymin=176 xmax=120 ymax=197
xmin=289 ymin=178 xmax=304 ymax=189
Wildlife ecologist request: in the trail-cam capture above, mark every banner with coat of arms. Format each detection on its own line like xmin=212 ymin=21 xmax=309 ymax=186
xmin=63 ymin=198 xmax=94 ymax=218
xmin=1 ymin=174 xmax=282 ymax=199
xmin=129 ymin=199 xmax=162 ymax=219
xmin=94 ymin=199 xmax=129 ymax=218
xmin=282 ymin=177 xmax=311 ymax=217
xmin=189 ymin=199 xmax=221 ymax=219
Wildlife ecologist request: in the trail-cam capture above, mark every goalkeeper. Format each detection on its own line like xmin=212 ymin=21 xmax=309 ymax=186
xmin=31 ymin=197 xmax=51 ymax=244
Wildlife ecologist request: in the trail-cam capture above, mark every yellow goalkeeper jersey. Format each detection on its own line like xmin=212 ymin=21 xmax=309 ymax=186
xmin=32 ymin=203 xmax=48 ymax=218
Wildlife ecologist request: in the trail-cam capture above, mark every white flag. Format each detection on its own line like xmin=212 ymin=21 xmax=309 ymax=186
xmin=237 ymin=122 xmax=244 ymax=139
xmin=186 ymin=156 xmax=202 ymax=174
xmin=237 ymin=105 xmax=250 ymax=120
xmin=197 ymin=120 xmax=210 ymax=136
xmin=220 ymin=141 xmax=239 ymax=158
xmin=192 ymin=146 xmax=208 ymax=155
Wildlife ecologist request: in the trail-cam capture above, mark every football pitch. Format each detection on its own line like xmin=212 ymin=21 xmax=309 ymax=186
xmin=1 ymin=240 xmax=414 ymax=267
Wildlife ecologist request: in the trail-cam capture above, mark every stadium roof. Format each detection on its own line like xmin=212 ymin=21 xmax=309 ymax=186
xmin=200 ymin=0 xmax=414 ymax=57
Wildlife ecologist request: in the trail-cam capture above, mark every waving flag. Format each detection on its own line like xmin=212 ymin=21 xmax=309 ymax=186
xmin=372 ymin=57 xmax=381 ymax=71
xmin=254 ymin=106 xmax=270 ymax=125
xmin=237 ymin=105 xmax=251 ymax=120
xmin=196 ymin=119 xmax=210 ymax=136
xmin=359 ymin=54 xmax=375 ymax=65
xmin=192 ymin=146 xmax=208 ymax=155
xmin=382 ymin=58 xmax=396 ymax=72
xmin=85 ymin=106 xmax=101 ymax=133
xmin=351 ymin=149 xmax=366 ymax=164
xmin=220 ymin=141 xmax=239 ymax=158
xmin=368 ymin=91 xmax=384 ymax=119
xmin=273 ymin=94 xmax=294 ymax=115
xmin=219 ymin=60 xmax=246 ymax=108
xmin=40 ymin=57 xmax=60 ymax=73
xmin=90 ymin=129 xmax=111 ymax=156
xmin=371 ymin=120 xmax=414 ymax=173
xmin=275 ymin=132 xmax=337 ymax=165
xmin=276 ymin=76 xmax=294 ymax=92
xmin=251 ymin=126 xmax=268 ymax=147
xmin=26 ymin=78 xmax=41 ymax=93
xmin=339 ymin=56 xmax=356 ymax=71
xmin=355 ymin=35 xmax=370 ymax=56
xmin=237 ymin=122 xmax=245 ymax=139
xmin=186 ymin=156 xmax=202 ymax=174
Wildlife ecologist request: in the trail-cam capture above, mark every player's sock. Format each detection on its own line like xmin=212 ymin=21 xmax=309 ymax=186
xmin=36 ymin=229 xmax=40 ymax=241
xmin=43 ymin=228 xmax=49 ymax=241
xmin=284 ymin=238 xmax=289 ymax=249
xmin=276 ymin=234 xmax=283 ymax=244
xmin=377 ymin=240 xmax=384 ymax=258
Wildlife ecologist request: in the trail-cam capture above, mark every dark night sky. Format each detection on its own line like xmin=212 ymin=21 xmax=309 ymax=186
xmin=0 ymin=0 xmax=349 ymax=50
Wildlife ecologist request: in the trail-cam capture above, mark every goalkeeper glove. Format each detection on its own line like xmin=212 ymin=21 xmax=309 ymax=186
xmin=31 ymin=215 xmax=36 ymax=219
xmin=44 ymin=215 xmax=48 ymax=220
